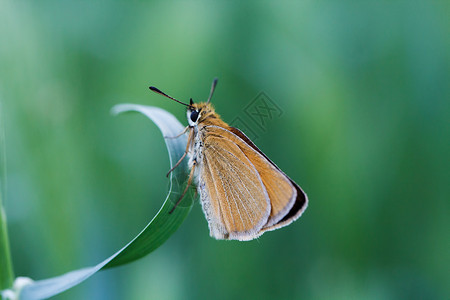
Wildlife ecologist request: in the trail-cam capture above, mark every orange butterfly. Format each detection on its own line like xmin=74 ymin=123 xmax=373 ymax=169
xmin=150 ymin=79 xmax=308 ymax=241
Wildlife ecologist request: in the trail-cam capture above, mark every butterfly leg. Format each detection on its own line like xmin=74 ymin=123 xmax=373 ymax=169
xmin=169 ymin=160 xmax=196 ymax=214
xmin=164 ymin=125 xmax=189 ymax=139
xmin=194 ymin=187 xmax=198 ymax=198
xmin=166 ymin=128 xmax=193 ymax=177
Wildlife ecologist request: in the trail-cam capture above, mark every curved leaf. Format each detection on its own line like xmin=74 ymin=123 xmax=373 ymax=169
xmin=18 ymin=105 xmax=193 ymax=300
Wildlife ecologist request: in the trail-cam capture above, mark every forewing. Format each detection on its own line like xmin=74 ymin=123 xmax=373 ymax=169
xmin=200 ymin=133 xmax=271 ymax=241
xmin=211 ymin=126 xmax=308 ymax=230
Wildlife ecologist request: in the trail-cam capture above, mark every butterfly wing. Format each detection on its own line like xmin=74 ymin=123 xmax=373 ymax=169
xmin=209 ymin=126 xmax=308 ymax=232
xmin=228 ymin=127 xmax=308 ymax=232
xmin=199 ymin=130 xmax=271 ymax=241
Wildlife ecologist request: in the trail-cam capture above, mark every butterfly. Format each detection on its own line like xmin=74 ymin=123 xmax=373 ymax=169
xmin=149 ymin=79 xmax=308 ymax=241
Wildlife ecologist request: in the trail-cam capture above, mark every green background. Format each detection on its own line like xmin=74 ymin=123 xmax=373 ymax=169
xmin=1 ymin=1 xmax=449 ymax=299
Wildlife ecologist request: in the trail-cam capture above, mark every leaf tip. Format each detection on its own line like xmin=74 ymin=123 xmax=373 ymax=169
xmin=110 ymin=104 xmax=125 ymax=116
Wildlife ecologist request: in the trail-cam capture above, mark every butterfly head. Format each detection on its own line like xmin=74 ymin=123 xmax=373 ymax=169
xmin=187 ymin=77 xmax=219 ymax=127
xmin=187 ymin=100 xmax=215 ymax=127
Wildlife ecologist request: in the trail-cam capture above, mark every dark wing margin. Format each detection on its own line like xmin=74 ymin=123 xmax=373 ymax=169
xmin=228 ymin=127 xmax=308 ymax=231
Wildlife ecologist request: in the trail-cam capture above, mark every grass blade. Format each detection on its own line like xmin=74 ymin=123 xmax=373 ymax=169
xmin=18 ymin=105 xmax=193 ymax=299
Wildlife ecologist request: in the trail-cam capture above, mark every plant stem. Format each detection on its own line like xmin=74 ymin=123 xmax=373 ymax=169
xmin=0 ymin=203 xmax=14 ymax=295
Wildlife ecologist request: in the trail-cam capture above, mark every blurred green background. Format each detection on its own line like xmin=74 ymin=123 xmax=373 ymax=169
xmin=1 ymin=1 xmax=449 ymax=299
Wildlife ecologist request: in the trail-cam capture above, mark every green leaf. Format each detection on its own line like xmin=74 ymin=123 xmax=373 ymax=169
xmin=17 ymin=105 xmax=193 ymax=300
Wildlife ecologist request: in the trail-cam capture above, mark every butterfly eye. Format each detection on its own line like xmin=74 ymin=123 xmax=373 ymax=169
xmin=190 ymin=110 xmax=199 ymax=122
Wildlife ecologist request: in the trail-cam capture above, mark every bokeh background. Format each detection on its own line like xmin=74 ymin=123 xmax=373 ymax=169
xmin=1 ymin=1 xmax=449 ymax=299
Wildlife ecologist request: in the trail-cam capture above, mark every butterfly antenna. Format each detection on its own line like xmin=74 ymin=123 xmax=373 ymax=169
xmin=149 ymin=86 xmax=191 ymax=107
xmin=206 ymin=78 xmax=218 ymax=103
